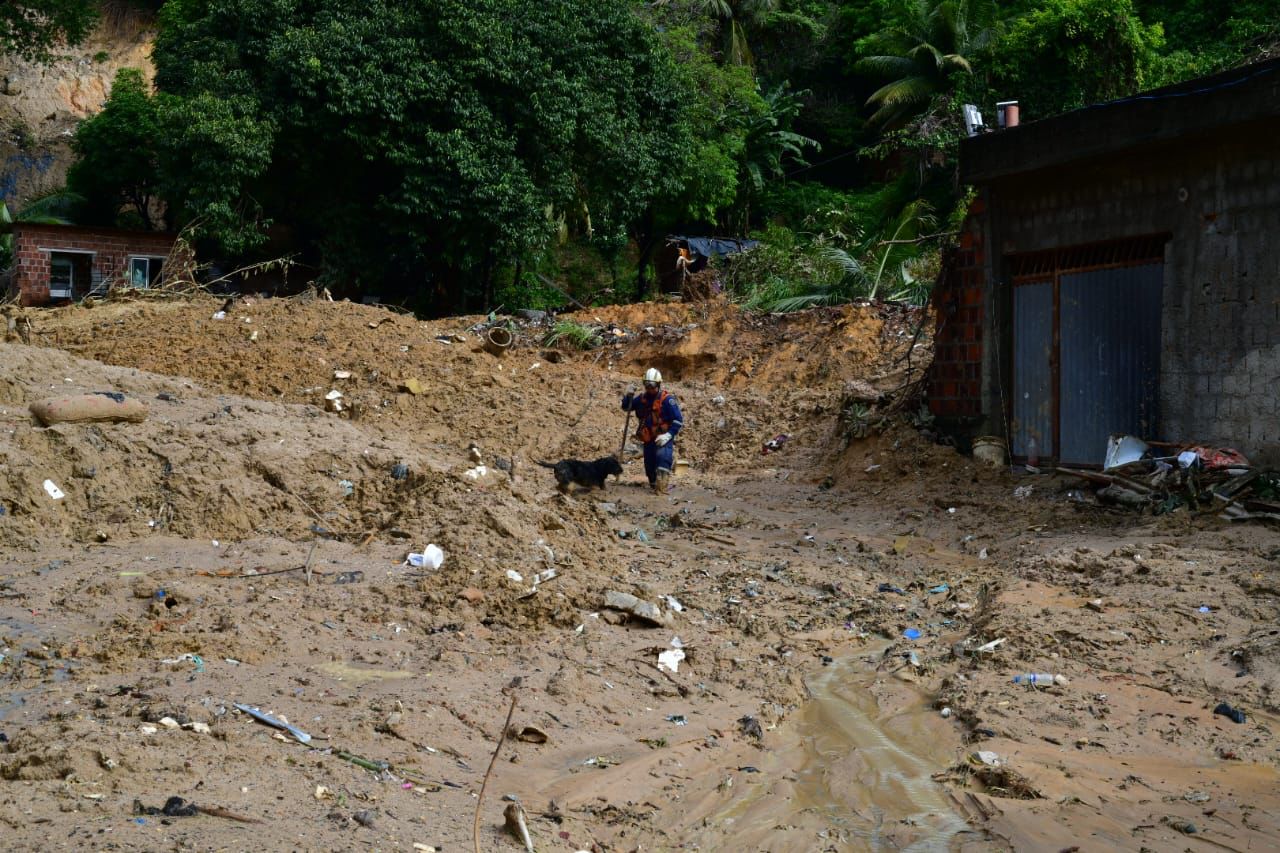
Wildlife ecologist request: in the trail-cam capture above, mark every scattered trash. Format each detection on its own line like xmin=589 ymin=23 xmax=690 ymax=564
xmin=666 ymin=714 xmax=688 ymax=726
xmin=323 ymin=389 xmax=344 ymax=412
xmin=334 ymin=571 xmax=364 ymax=584
xmin=212 ymin=310 xmax=227 ymax=320
xmin=761 ymin=433 xmax=790 ymax=455
xmin=391 ymin=462 xmax=410 ymax=480
xmin=353 ymin=809 xmax=377 ymax=829
xmin=333 ymin=370 xmax=352 ymax=380
xmin=1213 ymin=702 xmax=1246 ymax=724
xmin=338 ymin=479 xmax=354 ymax=496
xmin=1198 ymin=605 xmax=1211 ymax=613
xmin=508 ymin=725 xmax=549 ymax=744
xmin=664 ymin=595 xmax=684 ymax=612
xmin=928 ymin=584 xmax=950 ymax=594
xmin=1104 ymin=434 xmax=1150 ymax=470
xmin=463 ymin=465 xmax=488 ymax=481
xmin=657 ymin=637 xmax=686 ymax=674
xmin=973 ymin=750 xmax=1001 ymax=767
xmin=1184 ymin=791 xmax=1211 ymax=804
xmin=506 ymin=569 xmax=524 ymax=583
xmin=903 ymin=628 xmax=922 ymax=640
xmin=337 ymin=750 xmax=389 ymax=772
xmin=160 ymin=653 xmax=204 ymax=673
xmin=976 ymin=637 xmax=1008 ymax=654
xmin=1169 ymin=819 xmax=1198 ymax=835
xmin=738 ymin=715 xmax=763 ymax=740
xmin=134 ymin=796 xmax=198 ymax=817
xmin=504 ymin=802 xmax=534 ymax=852
xmin=1012 ymin=673 xmax=1069 ymax=688
xmin=1013 ymin=484 xmax=1033 ymax=499
xmin=971 ymin=435 xmax=1007 ymax=468
xmin=43 ymin=479 xmax=65 ymax=500
xmin=634 ymin=528 xmax=650 ymax=543
xmin=940 ymin=707 xmax=952 ymax=718
xmin=405 ymin=544 xmax=445 ymax=570
xmin=877 ymin=583 xmax=905 ymax=594
xmin=233 ymin=703 xmax=312 ymax=744
xmin=603 ymin=590 xmax=667 ymax=626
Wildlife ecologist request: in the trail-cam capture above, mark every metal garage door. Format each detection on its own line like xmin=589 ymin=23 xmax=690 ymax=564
xmin=1008 ymin=236 xmax=1167 ymax=466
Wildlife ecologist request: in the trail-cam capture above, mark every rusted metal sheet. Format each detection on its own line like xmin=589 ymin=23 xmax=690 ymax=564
xmin=1059 ymin=263 xmax=1163 ymax=465
xmin=1012 ymin=280 xmax=1054 ymax=459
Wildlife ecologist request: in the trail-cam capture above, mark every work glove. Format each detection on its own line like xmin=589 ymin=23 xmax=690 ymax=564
xmin=655 ymin=432 xmax=672 ymax=447
xmin=622 ymin=392 xmax=635 ymax=408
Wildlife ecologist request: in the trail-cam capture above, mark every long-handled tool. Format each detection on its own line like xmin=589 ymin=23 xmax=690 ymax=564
xmin=620 ymin=407 xmax=632 ymax=460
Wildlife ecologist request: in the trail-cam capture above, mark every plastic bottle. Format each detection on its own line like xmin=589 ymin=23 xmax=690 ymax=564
xmin=1025 ymin=436 xmax=1040 ymax=471
xmin=1012 ymin=673 xmax=1068 ymax=687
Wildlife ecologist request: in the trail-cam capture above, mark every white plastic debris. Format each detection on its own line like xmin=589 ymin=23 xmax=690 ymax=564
xmin=506 ymin=569 xmax=524 ymax=583
xmin=1105 ymin=434 xmax=1150 ymax=469
xmin=976 ymin=637 xmax=1008 ymax=653
xmin=159 ymin=717 xmax=181 ymax=729
xmin=1013 ymin=485 xmax=1033 ymax=499
xmin=664 ymin=595 xmax=684 ymax=612
xmin=975 ymin=750 xmax=1001 ymax=767
xmin=212 ymin=311 xmax=227 ymax=320
xmin=334 ymin=370 xmax=352 ymax=380
xmin=657 ymin=648 xmax=686 ymax=673
xmin=43 ymin=479 xmax=65 ymax=500
xmin=324 ymin=389 xmax=343 ymax=401
xmin=464 ymin=465 xmax=489 ymax=480
xmin=405 ymin=544 xmax=445 ymax=570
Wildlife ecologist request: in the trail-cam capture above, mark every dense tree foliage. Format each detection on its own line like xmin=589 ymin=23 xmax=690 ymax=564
xmin=0 ymin=0 xmax=97 ymax=61
xmin=56 ymin=0 xmax=1280 ymax=311
xmin=68 ymin=69 xmax=163 ymax=230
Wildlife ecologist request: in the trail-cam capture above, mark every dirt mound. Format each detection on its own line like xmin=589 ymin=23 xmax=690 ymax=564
xmin=19 ymin=294 xmax=927 ymax=483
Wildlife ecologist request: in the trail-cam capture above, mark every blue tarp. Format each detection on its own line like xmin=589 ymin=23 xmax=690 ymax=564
xmin=671 ymin=236 xmax=759 ymax=261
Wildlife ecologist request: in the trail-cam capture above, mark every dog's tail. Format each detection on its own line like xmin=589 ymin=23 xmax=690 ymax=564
xmin=533 ymin=460 xmax=558 ymax=469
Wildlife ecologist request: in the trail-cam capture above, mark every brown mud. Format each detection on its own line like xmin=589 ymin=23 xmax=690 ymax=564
xmin=0 ymin=294 xmax=1278 ymax=851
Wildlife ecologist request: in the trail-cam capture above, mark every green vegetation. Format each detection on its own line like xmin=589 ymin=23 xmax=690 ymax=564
xmin=40 ymin=0 xmax=1278 ymax=314
xmin=0 ymin=1 xmax=97 ymax=62
xmin=543 ymin=320 xmax=605 ymax=351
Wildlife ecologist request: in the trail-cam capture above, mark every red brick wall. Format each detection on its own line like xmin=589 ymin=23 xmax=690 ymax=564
xmin=11 ymin=224 xmax=177 ymax=307
xmin=927 ymin=201 xmax=985 ymax=418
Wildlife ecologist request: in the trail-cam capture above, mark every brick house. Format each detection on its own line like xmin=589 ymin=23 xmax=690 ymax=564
xmin=929 ymin=57 xmax=1280 ymax=466
xmin=9 ymin=223 xmax=177 ymax=307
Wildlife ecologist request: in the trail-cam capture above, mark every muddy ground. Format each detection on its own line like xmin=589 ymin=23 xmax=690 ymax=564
xmin=1 ymin=294 xmax=1279 ymax=852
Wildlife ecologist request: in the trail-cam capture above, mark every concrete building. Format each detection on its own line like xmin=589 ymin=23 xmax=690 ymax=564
xmin=929 ymin=58 xmax=1280 ymax=466
xmin=8 ymin=223 xmax=176 ymax=307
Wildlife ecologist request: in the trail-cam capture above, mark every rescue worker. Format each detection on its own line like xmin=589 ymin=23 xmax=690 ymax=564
xmin=622 ymin=368 xmax=684 ymax=494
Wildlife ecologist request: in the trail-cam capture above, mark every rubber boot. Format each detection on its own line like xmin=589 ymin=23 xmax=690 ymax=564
xmin=654 ymin=470 xmax=671 ymax=495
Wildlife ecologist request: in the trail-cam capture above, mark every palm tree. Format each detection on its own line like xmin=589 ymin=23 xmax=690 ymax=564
xmin=733 ymin=84 xmax=819 ymax=231
xmin=0 ymin=189 xmax=85 ymax=270
xmin=857 ymin=0 xmax=994 ymax=126
xmin=654 ymin=0 xmax=779 ymax=66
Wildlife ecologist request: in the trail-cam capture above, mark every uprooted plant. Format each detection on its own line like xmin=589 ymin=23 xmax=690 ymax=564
xmin=543 ymin=319 xmax=603 ymax=350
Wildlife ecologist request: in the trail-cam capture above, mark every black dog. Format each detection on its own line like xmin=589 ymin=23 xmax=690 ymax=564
xmin=535 ymin=456 xmax=623 ymax=492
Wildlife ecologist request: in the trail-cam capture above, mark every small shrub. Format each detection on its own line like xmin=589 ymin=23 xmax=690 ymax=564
xmin=543 ymin=319 xmax=602 ymax=350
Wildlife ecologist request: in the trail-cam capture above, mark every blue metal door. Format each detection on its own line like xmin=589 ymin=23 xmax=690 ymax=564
xmin=1011 ymin=281 xmax=1054 ymax=459
xmin=1059 ymin=263 xmax=1163 ymax=465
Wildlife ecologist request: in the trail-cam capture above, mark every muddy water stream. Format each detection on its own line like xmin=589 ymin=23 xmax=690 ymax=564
xmin=702 ymin=645 xmax=970 ymax=850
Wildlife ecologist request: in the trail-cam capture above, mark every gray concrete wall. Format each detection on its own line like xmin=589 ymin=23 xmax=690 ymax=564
xmin=979 ymin=122 xmax=1280 ymax=464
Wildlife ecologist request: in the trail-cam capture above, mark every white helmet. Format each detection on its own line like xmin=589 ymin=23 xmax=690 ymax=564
xmin=644 ymin=367 xmax=662 ymax=384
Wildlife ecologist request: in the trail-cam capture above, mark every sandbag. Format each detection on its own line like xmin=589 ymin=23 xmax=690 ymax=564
xmin=30 ymin=392 xmax=148 ymax=426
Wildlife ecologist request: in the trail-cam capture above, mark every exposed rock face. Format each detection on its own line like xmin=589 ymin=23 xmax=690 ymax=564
xmin=0 ymin=11 xmax=155 ymax=208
